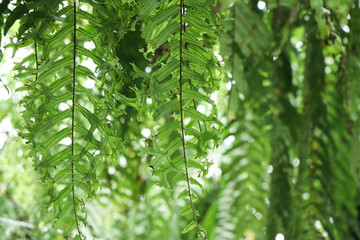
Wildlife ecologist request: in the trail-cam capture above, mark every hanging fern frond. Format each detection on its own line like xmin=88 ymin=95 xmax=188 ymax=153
xmin=134 ymin=0 xmax=222 ymax=238
xmin=220 ymin=1 xmax=272 ymax=117
xmin=11 ymin=1 xmax=127 ymax=238
xmin=215 ymin=103 xmax=270 ymax=240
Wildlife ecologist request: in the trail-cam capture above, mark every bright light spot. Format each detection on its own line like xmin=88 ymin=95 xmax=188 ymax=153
xmin=146 ymin=97 xmax=152 ymax=104
xmin=257 ymin=1 xmax=266 ymax=10
xmin=145 ymin=66 xmax=152 ymax=73
xmin=141 ymin=128 xmax=151 ymax=138
xmin=93 ymin=128 xmax=98 ymax=135
xmin=302 ymin=192 xmax=310 ymax=200
xmin=275 ymin=233 xmax=285 ymax=240
xmin=325 ymin=57 xmax=334 ymax=65
xmin=267 ymin=165 xmax=273 ymax=174
xmin=108 ymin=166 xmax=116 ymax=175
xmin=14 ymin=48 xmax=31 ymax=60
xmin=84 ymin=41 xmax=95 ymax=50
xmin=0 ymin=87 xmax=10 ymax=100
xmin=17 ymin=149 xmax=23 ymax=157
xmin=227 ymin=72 xmax=233 ymax=79
xmin=84 ymin=79 xmax=95 ymax=89
xmin=119 ymin=156 xmax=127 ymax=167
xmin=255 ymin=212 xmax=262 ymax=220
xmin=82 ymin=59 xmax=96 ymax=72
xmin=210 ymin=91 xmax=218 ymax=104
xmin=325 ymin=66 xmax=331 ymax=74
xmin=304 ymin=15 xmax=310 ymax=21
xmin=292 ymin=158 xmax=300 ymax=167
xmin=208 ymin=165 xmax=222 ymax=178
xmin=0 ymin=58 xmax=14 ymax=79
xmin=291 ymin=63 xmax=299 ymax=71
xmin=106 ymin=115 xmax=112 ymax=121
xmin=59 ymin=137 xmax=71 ymax=146
xmin=214 ymin=51 xmax=223 ymax=62
xmin=238 ymin=93 xmax=245 ymax=100
xmin=80 ymin=4 xmax=88 ymax=12
xmin=295 ymin=41 xmax=303 ymax=50
xmin=58 ymin=102 xmax=69 ymax=111
xmin=0 ymin=133 xmax=8 ymax=149
xmin=314 ymin=220 xmax=322 ymax=229
xmin=220 ymin=116 xmax=227 ymax=125
xmin=226 ymin=81 xmax=232 ymax=90
xmin=347 ymin=14 xmax=351 ymax=20
xmin=229 ymin=127 xmax=237 ymax=133
xmin=237 ymin=172 xmax=248 ymax=181
xmin=341 ymin=24 xmax=350 ymax=33
xmin=329 ymin=217 xmax=334 ymax=223
xmin=16 ymin=164 xmax=24 ymax=173
xmin=64 ymin=38 xmax=70 ymax=45
xmin=94 ymin=150 xmax=100 ymax=156
xmin=224 ymin=135 xmax=235 ymax=146
xmin=184 ymin=117 xmax=191 ymax=125
xmin=197 ymin=105 xmax=206 ymax=114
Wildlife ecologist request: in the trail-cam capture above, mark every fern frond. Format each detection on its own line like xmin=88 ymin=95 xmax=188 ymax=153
xmin=134 ymin=0 xmax=222 ymax=238
xmin=215 ymin=102 xmax=270 ymax=240
xmin=13 ymin=1 xmax=125 ymax=238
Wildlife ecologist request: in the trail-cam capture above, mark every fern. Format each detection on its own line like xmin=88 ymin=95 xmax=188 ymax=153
xmin=134 ymin=0 xmax=221 ymax=238
xmin=12 ymin=1 xmax=124 ymax=238
xmin=1 ymin=0 xmax=360 ymax=239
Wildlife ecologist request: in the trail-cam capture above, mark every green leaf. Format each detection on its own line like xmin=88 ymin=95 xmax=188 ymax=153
xmin=180 ymin=206 xmax=200 ymax=217
xmin=190 ymin=177 xmax=202 ymax=188
xmin=181 ymin=220 xmax=197 ymax=234
xmin=153 ymin=99 xmax=179 ymax=121
xmin=177 ymin=189 xmax=189 ymax=199
xmin=4 ymin=4 xmax=27 ymax=35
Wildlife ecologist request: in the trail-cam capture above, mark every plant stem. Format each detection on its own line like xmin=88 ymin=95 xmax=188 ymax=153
xmin=179 ymin=1 xmax=204 ymax=239
xmin=71 ymin=1 xmax=82 ymax=239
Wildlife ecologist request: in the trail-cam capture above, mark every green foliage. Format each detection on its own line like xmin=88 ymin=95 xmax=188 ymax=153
xmin=0 ymin=0 xmax=360 ymax=239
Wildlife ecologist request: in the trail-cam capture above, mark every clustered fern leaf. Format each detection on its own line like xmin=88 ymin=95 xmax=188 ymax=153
xmin=133 ymin=0 xmax=222 ymax=237
xmin=13 ymin=1 xmax=123 ymax=238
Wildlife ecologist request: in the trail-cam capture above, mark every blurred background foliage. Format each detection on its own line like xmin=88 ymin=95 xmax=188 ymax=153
xmin=0 ymin=0 xmax=360 ymax=239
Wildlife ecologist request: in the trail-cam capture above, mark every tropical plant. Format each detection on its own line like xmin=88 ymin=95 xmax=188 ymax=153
xmin=0 ymin=0 xmax=359 ymax=239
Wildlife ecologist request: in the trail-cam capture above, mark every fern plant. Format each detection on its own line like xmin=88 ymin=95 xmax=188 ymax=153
xmin=133 ymin=0 xmax=222 ymax=238
xmin=1 ymin=0 xmax=360 ymax=239
xmin=10 ymin=1 xmax=126 ymax=238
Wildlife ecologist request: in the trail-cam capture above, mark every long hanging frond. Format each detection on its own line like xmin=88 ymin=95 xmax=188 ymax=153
xmin=12 ymin=1 xmax=125 ymax=238
xmin=133 ymin=0 xmax=222 ymax=237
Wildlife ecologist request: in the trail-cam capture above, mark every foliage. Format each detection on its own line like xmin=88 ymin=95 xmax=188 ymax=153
xmin=0 ymin=0 xmax=359 ymax=239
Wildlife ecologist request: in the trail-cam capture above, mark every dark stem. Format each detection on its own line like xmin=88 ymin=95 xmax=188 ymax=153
xmin=71 ymin=1 xmax=82 ymax=239
xmin=179 ymin=1 xmax=203 ymax=239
